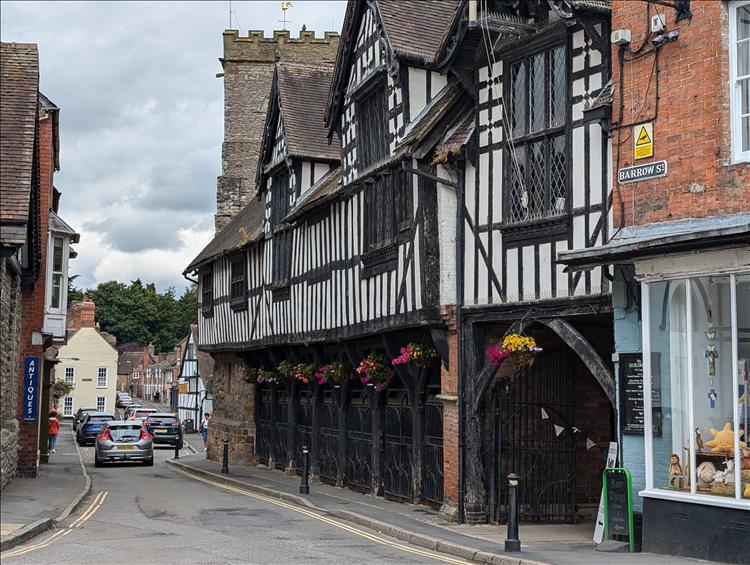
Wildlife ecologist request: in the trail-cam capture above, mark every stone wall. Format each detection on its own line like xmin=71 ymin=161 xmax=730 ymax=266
xmin=0 ymin=256 xmax=22 ymax=490
xmin=206 ymin=352 xmax=256 ymax=465
xmin=215 ymin=29 xmax=340 ymax=231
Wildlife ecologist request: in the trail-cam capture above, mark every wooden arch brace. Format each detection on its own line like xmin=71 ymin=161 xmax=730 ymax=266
xmin=470 ymin=318 xmax=615 ymax=414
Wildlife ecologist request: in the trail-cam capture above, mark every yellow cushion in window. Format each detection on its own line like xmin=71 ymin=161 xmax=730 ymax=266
xmin=705 ymin=423 xmax=747 ymax=454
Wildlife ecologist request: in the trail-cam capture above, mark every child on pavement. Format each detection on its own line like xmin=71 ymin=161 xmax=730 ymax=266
xmin=48 ymin=409 xmax=60 ymax=453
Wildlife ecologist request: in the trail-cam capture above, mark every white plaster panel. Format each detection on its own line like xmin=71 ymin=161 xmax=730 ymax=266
xmin=522 ymin=245 xmax=535 ymax=301
xmin=572 ymin=126 xmax=585 ymax=208
xmin=556 ymin=240 xmax=569 ymax=298
xmin=409 ymin=67 xmax=427 ymax=118
xmin=506 ymin=247 xmax=519 ymax=303
xmin=539 ymin=242 xmax=552 ymax=299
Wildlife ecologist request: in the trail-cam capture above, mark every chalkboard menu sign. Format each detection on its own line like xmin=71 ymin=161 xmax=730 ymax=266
xmin=619 ymin=353 xmax=661 ymax=436
xmin=603 ymin=467 xmax=634 ymax=552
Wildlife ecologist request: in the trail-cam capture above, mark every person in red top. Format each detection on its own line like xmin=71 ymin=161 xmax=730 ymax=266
xmin=48 ymin=409 xmax=60 ymax=453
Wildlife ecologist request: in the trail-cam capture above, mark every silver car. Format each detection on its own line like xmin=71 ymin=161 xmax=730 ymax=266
xmin=94 ymin=421 xmax=154 ymax=467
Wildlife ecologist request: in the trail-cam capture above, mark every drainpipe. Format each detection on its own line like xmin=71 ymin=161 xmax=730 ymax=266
xmin=455 ymin=162 xmax=466 ymax=523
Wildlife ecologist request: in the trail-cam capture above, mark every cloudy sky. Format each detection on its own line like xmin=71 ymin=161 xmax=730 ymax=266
xmin=1 ymin=0 xmax=346 ymax=294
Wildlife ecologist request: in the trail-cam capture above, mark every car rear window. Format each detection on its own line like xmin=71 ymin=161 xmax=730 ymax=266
xmin=146 ymin=416 xmax=177 ymax=425
xmin=89 ymin=415 xmax=114 ymax=422
xmin=108 ymin=425 xmax=143 ymax=442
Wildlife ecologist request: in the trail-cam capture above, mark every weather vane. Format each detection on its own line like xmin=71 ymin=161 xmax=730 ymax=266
xmin=280 ymin=2 xmax=293 ymax=31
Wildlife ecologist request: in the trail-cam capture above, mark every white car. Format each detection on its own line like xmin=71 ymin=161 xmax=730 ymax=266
xmin=125 ymin=407 xmax=158 ymax=422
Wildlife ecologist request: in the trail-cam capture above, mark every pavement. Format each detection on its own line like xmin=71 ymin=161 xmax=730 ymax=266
xmin=166 ymin=453 xmax=718 ymax=565
xmin=0 ymin=422 xmax=90 ymax=551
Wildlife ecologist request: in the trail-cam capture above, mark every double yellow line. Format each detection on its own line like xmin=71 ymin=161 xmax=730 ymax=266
xmin=172 ymin=468 xmax=470 ymax=564
xmin=1 ymin=491 xmax=108 ymax=559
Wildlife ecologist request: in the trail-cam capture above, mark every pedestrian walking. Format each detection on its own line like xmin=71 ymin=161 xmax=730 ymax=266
xmin=200 ymin=412 xmax=210 ymax=451
xmin=48 ymin=409 xmax=60 ymax=453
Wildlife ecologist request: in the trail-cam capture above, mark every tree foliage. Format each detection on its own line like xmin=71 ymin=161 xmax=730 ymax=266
xmin=85 ymin=279 xmax=197 ymax=353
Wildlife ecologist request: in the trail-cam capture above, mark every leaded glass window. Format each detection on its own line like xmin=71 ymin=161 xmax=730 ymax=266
xmin=507 ymin=43 xmax=569 ymax=223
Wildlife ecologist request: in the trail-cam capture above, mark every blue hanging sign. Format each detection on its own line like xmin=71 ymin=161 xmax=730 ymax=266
xmin=23 ymin=356 xmax=40 ymax=421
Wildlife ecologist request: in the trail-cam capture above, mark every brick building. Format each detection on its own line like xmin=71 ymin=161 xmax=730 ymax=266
xmin=1 ymin=42 xmax=78 ymax=487
xmin=561 ymin=1 xmax=749 ymax=562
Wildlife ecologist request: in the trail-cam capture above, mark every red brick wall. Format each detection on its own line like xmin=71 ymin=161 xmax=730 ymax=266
xmin=16 ymin=105 xmax=56 ymax=476
xmin=440 ymin=326 xmax=460 ymax=513
xmin=611 ymin=0 xmax=749 ymax=227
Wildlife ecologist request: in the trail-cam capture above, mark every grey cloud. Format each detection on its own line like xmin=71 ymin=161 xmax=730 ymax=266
xmin=1 ymin=0 xmax=345 ymax=291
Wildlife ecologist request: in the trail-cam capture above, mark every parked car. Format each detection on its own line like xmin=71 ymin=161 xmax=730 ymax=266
xmin=94 ymin=421 xmax=153 ymax=467
xmin=143 ymin=413 xmax=183 ymax=447
xmin=124 ymin=407 xmax=158 ymax=422
xmin=77 ymin=412 xmax=115 ymax=446
xmin=73 ymin=407 xmax=98 ymax=432
xmin=115 ymin=392 xmax=133 ymax=409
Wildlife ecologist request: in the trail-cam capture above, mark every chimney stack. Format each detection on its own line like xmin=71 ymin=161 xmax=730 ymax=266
xmin=67 ymin=298 xmax=96 ymax=331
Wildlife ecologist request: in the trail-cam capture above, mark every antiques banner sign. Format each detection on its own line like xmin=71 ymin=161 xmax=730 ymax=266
xmin=619 ymin=353 xmax=662 ymax=435
xmin=23 ymin=356 xmax=40 ymax=421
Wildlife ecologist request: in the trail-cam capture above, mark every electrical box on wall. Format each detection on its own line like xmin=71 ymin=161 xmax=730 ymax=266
xmin=611 ymin=29 xmax=631 ymax=45
xmin=651 ymin=14 xmax=666 ymax=33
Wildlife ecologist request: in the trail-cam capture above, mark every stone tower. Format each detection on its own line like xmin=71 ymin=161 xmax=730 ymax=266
xmin=215 ymin=29 xmax=341 ymax=231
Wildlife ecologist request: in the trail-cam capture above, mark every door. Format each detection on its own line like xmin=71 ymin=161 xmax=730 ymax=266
xmin=273 ymin=386 xmax=289 ymax=470
xmin=319 ymin=390 xmax=339 ymax=485
xmin=345 ymin=387 xmax=373 ymax=493
xmin=492 ymin=346 xmax=576 ymax=523
xmin=383 ymin=385 xmax=412 ymax=502
xmin=256 ymin=384 xmax=272 ymax=465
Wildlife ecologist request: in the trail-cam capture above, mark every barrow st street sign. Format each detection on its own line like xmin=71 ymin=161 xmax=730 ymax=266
xmin=617 ymin=160 xmax=667 ymax=184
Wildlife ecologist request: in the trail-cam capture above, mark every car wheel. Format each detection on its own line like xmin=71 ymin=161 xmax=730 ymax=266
xmin=144 ymin=458 xmax=154 ymax=467
xmin=94 ymin=457 xmax=102 ymax=468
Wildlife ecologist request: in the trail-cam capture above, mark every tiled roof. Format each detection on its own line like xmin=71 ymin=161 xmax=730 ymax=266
xmin=376 ymin=0 xmax=462 ymax=63
xmin=184 ymin=196 xmax=266 ymax=273
xmin=0 ymin=42 xmax=39 ymax=248
xmin=117 ymin=351 xmax=143 ymax=375
xmin=276 ymin=62 xmax=340 ymax=161
xmin=285 ymin=167 xmax=342 ymax=221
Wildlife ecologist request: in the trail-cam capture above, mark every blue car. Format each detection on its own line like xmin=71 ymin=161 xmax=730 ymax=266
xmin=143 ymin=413 xmax=183 ymax=447
xmin=76 ymin=412 xmax=115 ymax=446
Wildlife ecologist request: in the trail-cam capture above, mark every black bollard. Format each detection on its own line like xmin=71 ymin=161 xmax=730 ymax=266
xmin=174 ymin=441 xmax=180 ymax=459
xmin=221 ymin=439 xmax=229 ymax=474
xmin=299 ymin=445 xmax=310 ymax=495
xmin=505 ymin=473 xmax=521 ymax=552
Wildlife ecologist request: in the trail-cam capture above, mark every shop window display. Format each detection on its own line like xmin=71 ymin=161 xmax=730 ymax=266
xmin=644 ymin=274 xmax=749 ymax=505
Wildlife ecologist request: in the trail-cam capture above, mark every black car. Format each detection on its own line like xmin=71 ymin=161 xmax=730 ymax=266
xmin=76 ymin=412 xmax=115 ymax=445
xmin=73 ymin=407 xmax=98 ymax=432
xmin=143 ymin=413 xmax=183 ymax=447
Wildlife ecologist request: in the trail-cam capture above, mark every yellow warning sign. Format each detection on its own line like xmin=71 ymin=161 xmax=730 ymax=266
xmin=634 ymin=122 xmax=653 ymax=160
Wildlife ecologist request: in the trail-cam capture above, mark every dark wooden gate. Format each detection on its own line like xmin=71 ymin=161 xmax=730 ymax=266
xmin=492 ymin=347 xmax=576 ymax=523
xmin=256 ymin=384 xmax=272 ymax=465
xmin=345 ymin=386 xmax=372 ymax=493
xmin=294 ymin=388 xmax=313 ymax=472
xmin=273 ymin=385 xmax=289 ymax=470
xmin=319 ymin=390 xmax=339 ymax=485
xmin=423 ymin=388 xmax=444 ymax=508
xmin=383 ymin=385 xmax=412 ymax=502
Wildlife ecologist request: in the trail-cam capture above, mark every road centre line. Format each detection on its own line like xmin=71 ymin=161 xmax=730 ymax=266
xmin=1 ymin=491 xmax=109 ymax=559
xmin=171 ymin=468 xmax=471 ymax=565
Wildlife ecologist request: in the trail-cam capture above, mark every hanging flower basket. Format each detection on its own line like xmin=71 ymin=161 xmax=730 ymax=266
xmin=277 ymin=360 xmax=295 ymax=379
xmin=291 ymin=362 xmax=317 ymax=384
xmin=257 ymin=369 xmax=280 ymax=385
xmin=356 ymin=353 xmax=393 ymax=392
xmin=487 ymin=333 xmax=542 ymax=375
xmin=242 ymin=366 xmax=259 ymax=384
xmin=391 ymin=343 xmax=438 ymax=367
xmin=314 ymin=362 xmax=352 ymax=386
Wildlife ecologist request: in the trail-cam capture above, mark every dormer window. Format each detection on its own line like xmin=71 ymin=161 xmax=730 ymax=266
xmin=230 ymin=254 xmax=247 ymax=311
xmin=356 ymin=84 xmax=388 ymax=170
xmin=201 ymin=268 xmax=213 ymax=317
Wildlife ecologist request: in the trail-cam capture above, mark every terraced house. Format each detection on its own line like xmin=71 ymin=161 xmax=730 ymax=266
xmin=188 ymin=0 xmax=631 ymax=528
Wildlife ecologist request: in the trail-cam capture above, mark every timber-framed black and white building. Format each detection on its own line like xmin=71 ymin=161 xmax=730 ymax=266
xmin=186 ymin=0 xmax=617 ymax=524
